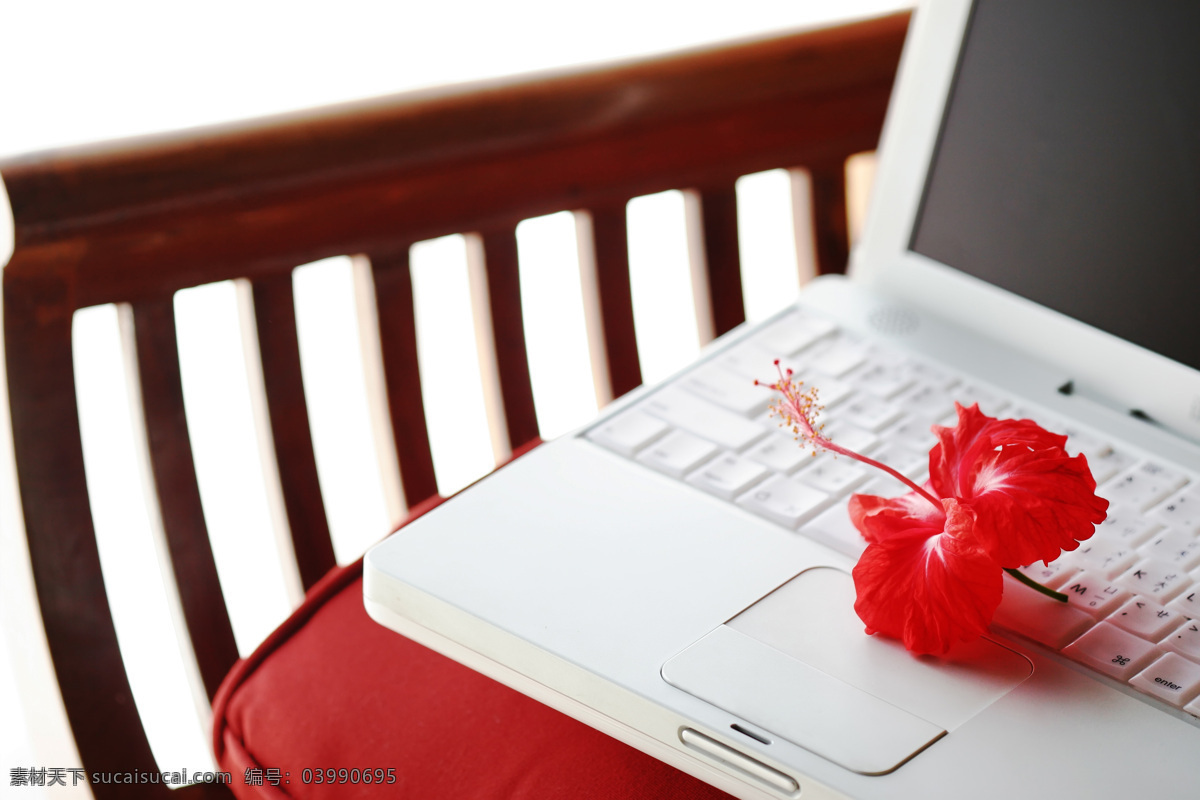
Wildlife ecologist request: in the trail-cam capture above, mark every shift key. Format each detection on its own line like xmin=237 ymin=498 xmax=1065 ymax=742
xmin=642 ymin=387 xmax=766 ymax=451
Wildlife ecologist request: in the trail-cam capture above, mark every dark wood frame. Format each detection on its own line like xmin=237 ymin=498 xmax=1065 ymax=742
xmin=2 ymin=13 xmax=908 ymax=799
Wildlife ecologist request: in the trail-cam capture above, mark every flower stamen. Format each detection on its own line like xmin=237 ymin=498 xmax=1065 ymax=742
xmin=757 ymin=360 xmax=942 ymax=510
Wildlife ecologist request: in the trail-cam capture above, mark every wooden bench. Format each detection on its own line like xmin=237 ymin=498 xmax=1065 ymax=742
xmin=1 ymin=12 xmax=908 ymax=798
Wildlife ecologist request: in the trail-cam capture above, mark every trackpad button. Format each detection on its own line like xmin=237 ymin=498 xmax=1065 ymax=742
xmin=661 ymin=567 xmax=1032 ymax=775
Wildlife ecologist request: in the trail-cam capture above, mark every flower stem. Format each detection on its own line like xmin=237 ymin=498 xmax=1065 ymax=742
xmin=820 ymin=439 xmax=943 ymax=510
xmin=1003 ymin=567 xmax=1068 ymax=603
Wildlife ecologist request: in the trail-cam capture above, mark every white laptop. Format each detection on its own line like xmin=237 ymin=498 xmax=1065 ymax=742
xmin=365 ymin=1 xmax=1200 ymax=797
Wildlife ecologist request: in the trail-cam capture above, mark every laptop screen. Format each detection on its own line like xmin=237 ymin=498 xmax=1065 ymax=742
xmin=910 ymin=0 xmax=1200 ymax=372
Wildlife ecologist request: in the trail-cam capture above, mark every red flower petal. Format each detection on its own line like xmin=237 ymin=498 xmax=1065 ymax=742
xmin=928 ymin=404 xmax=1108 ymax=567
xmin=849 ymin=491 xmax=940 ymax=545
xmin=850 ymin=495 xmax=1003 ymax=656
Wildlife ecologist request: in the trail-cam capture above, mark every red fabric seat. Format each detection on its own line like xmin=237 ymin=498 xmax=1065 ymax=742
xmin=211 ymin=495 xmax=734 ymax=799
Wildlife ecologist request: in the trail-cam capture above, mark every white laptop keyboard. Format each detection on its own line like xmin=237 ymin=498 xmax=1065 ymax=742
xmin=584 ymin=309 xmax=1200 ymax=719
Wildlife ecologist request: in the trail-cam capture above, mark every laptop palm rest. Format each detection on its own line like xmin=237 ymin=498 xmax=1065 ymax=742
xmin=661 ymin=567 xmax=1033 ymax=775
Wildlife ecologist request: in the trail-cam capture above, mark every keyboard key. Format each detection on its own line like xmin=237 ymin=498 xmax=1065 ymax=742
xmin=1060 ymin=428 xmax=1113 ymax=462
xmin=751 ymin=311 xmax=836 ymax=356
xmin=857 ymin=474 xmax=921 ymax=500
xmin=1057 ymin=570 xmax=1130 ymax=616
xmin=1091 ymin=509 xmax=1161 ymax=548
xmin=804 ymin=502 xmax=868 ymax=558
xmin=880 ymin=415 xmax=938 ymax=452
xmin=992 ymin=576 xmax=1094 ymax=649
xmin=1063 ymin=622 xmax=1163 ymax=681
xmin=1138 ymin=528 xmax=1200 ymax=570
xmin=1166 ymin=586 xmax=1200 ymax=618
xmin=1109 ymin=597 xmax=1185 ymax=641
xmin=586 ymin=410 xmax=669 ymax=456
xmin=713 ymin=341 xmax=779 ymax=381
xmin=906 ymin=360 xmax=960 ymax=392
xmin=805 ymin=336 xmax=868 ymax=377
xmin=767 ymin=363 xmax=854 ymax=413
xmin=1149 ymin=487 xmax=1200 ymax=535
xmin=1130 ymin=653 xmax=1200 ymax=707
xmin=1099 ymin=461 xmax=1189 ymax=512
xmin=803 ymin=371 xmax=854 ymax=408
xmin=1023 ymin=412 xmax=1110 ymax=459
xmin=736 ymin=475 xmax=831 ymax=528
xmin=678 ymin=364 xmax=774 ymax=416
xmin=1116 ymin=560 xmax=1193 ymax=603
xmin=744 ymin=432 xmax=812 ymax=474
xmin=935 ymin=408 xmax=961 ymax=428
xmin=636 ymin=430 xmax=718 ymax=478
xmin=838 ymin=395 xmax=903 ymax=432
xmin=795 ymin=456 xmax=869 ymax=498
xmin=1086 ymin=448 xmax=1137 ymax=485
xmin=1019 ymin=559 xmax=1076 ymax=589
xmin=1063 ymin=539 xmax=1138 ymax=579
xmin=686 ymin=453 xmax=769 ymax=500
xmin=1138 ymin=459 xmax=1189 ymax=488
xmin=862 ymin=342 xmax=908 ymax=368
xmin=642 ymin=387 xmax=766 ymax=451
xmin=866 ymin=444 xmax=930 ymax=478
xmin=767 ymin=352 xmax=809 ymax=382
xmin=846 ymin=361 xmax=914 ymax=399
xmin=1007 ymin=405 xmax=1059 ymax=429
xmin=893 ymin=381 xmax=957 ymax=423
xmin=953 ymin=383 xmax=1009 ymax=417
xmin=1160 ymin=618 xmax=1200 ymax=662
xmin=819 ymin=420 xmax=879 ymax=455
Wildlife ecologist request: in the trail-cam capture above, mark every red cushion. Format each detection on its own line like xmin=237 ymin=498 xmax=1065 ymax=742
xmin=211 ymin=495 xmax=733 ymax=799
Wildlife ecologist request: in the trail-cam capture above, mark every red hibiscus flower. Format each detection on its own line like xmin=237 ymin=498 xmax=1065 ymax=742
xmin=926 ymin=405 xmax=1108 ymax=568
xmin=762 ymin=365 xmax=1109 ymax=655
xmin=848 ymin=404 xmax=1108 ymax=654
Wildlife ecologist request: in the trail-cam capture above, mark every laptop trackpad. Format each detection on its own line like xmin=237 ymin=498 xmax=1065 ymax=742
xmin=661 ymin=567 xmax=1032 ymax=775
